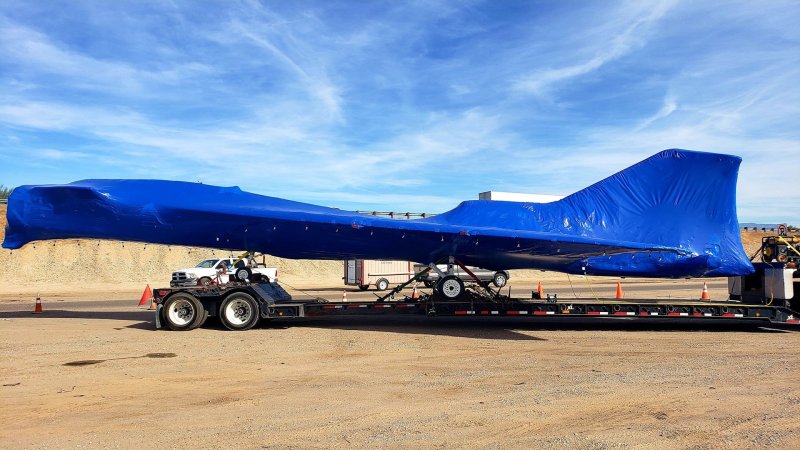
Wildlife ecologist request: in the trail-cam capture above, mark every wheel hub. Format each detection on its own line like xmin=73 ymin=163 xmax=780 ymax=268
xmin=235 ymin=305 xmax=247 ymax=318
xmin=168 ymin=299 xmax=195 ymax=326
xmin=442 ymin=279 xmax=460 ymax=295
xmin=226 ymin=299 xmax=252 ymax=324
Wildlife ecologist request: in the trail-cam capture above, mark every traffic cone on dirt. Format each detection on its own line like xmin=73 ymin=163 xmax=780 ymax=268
xmin=138 ymin=284 xmax=153 ymax=307
xmin=615 ymin=281 xmax=624 ymax=299
xmin=342 ymin=291 xmax=348 ymax=302
xmin=33 ymin=293 xmax=43 ymax=314
xmin=701 ymin=282 xmax=710 ymax=300
xmin=411 ymin=282 xmax=420 ymax=299
xmin=537 ymin=281 xmax=544 ymax=299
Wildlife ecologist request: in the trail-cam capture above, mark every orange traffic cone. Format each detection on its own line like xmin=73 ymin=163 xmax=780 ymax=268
xmin=701 ymin=282 xmax=710 ymax=300
xmin=537 ymin=281 xmax=544 ymax=299
xmin=411 ymin=282 xmax=420 ymax=299
xmin=33 ymin=293 xmax=43 ymax=314
xmin=615 ymin=281 xmax=623 ymax=299
xmin=138 ymin=284 xmax=153 ymax=307
xmin=342 ymin=291 xmax=348 ymax=302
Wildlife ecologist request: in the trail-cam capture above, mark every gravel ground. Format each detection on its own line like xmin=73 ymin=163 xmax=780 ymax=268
xmin=3 ymin=205 xmax=797 ymax=448
xmin=1 ymin=296 xmax=799 ymax=449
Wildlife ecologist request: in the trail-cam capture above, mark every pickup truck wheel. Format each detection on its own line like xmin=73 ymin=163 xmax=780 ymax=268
xmin=423 ymin=280 xmax=435 ymax=288
xmin=358 ymin=284 xmax=370 ymax=291
xmin=437 ymin=275 xmax=464 ymax=300
xmin=219 ymin=293 xmax=259 ymax=331
xmin=376 ymin=278 xmax=390 ymax=291
xmin=492 ymin=272 xmax=508 ymax=288
xmin=235 ymin=267 xmax=252 ymax=282
xmin=197 ymin=277 xmax=213 ymax=287
xmin=163 ymin=293 xmax=204 ymax=331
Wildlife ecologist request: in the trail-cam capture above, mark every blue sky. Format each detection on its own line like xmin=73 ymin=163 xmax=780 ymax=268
xmin=0 ymin=0 xmax=798 ymax=223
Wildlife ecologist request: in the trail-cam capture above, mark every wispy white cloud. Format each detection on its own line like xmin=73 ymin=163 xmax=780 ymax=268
xmin=36 ymin=148 xmax=92 ymax=160
xmin=512 ymin=0 xmax=677 ymax=98
xmin=0 ymin=0 xmax=797 ymax=222
xmin=0 ymin=19 xmax=215 ymax=98
xmin=222 ymin=17 xmax=344 ymax=121
xmin=636 ymin=94 xmax=677 ymax=130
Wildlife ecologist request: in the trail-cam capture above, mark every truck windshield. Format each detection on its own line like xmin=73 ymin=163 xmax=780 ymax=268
xmin=196 ymin=259 xmax=219 ymax=268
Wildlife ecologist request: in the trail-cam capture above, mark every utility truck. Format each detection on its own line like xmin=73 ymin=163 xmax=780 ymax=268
xmin=171 ymin=255 xmax=277 ymax=287
xmin=414 ymin=263 xmax=509 ymax=288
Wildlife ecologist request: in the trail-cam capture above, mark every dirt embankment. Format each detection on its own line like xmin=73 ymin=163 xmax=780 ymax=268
xmin=0 ymin=205 xmax=343 ymax=294
xmin=0 ymin=204 xmax=772 ymax=295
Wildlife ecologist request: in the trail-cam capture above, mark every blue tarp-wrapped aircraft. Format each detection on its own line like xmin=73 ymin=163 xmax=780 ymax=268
xmin=3 ymin=149 xmax=754 ymax=278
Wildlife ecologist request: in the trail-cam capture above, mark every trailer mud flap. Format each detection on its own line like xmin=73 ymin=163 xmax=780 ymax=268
xmin=154 ymin=303 xmax=163 ymax=330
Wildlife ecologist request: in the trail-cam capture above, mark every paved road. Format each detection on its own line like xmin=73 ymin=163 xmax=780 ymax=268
xmin=0 ymin=280 xmax=731 ymax=312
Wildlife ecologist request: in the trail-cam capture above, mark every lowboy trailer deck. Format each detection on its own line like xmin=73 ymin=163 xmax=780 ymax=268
xmin=152 ymin=280 xmax=800 ymax=331
xmin=153 ymin=259 xmax=799 ymax=331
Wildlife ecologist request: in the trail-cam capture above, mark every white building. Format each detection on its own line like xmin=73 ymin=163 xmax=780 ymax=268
xmin=478 ymin=191 xmax=565 ymax=203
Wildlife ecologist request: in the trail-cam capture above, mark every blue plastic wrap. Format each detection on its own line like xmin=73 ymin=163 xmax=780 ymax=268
xmin=3 ymin=149 xmax=754 ymax=278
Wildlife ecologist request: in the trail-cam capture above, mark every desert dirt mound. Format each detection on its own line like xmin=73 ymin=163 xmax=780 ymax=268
xmin=0 ymin=205 xmax=343 ymax=294
xmin=0 ymin=204 xmax=773 ymax=294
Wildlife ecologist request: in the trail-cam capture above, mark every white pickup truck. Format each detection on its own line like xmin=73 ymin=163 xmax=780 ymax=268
xmin=171 ymin=257 xmax=278 ymax=287
xmin=413 ymin=263 xmax=510 ymax=288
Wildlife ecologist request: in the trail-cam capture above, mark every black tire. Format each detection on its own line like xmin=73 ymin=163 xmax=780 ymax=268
xmin=162 ymin=293 xmax=204 ymax=331
xmin=198 ymin=277 xmax=213 ymax=287
xmin=196 ymin=308 xmax=209 ymax=328
xmin=235 ymin=267 xmax=253 ymax=282
xmin=423 ymin=280 xmax=435 ymax=288
xmin=219 ymin=292 xmax=259 ymax=331
xmin=376 ymin=278 xmax=390 ymax=291
xmin=492 ymin=272 xmax=508 ymax=288
xmin=358 ymin=284 xmax=370 ymax=291
xmin=436 ymin=275 xmax=465 ymax=300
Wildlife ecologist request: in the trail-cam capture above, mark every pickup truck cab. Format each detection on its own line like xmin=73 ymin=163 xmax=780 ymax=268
xmin=413 ymin=264 xmax=510 ymax=288
xmin=171 ymin=258 xmax=278 ymax=287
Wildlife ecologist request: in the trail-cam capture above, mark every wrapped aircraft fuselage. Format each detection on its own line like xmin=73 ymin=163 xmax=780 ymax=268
xmin=2 ymin=149 xmax=754 ymax=278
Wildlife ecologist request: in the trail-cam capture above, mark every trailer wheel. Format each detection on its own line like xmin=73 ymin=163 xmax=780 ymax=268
xmin=437 ymin=275 xmax=464 ymax=300
xmin=163 ymin=293 xmax=204 ymax=331
xmin=492 ymin=272 xmax=508 ymax=288
xmin=376 ymin=278 xmax=390 ymax=291
xmin=189 ymin=308 xmax=209 ymax=329
xmin=219 ymin=293 xmax=259 ymax=331
xmin=358 ymin=284 xmax=370 ymax=291
xmin=423 ymin=280 xmax=435 ymax=288
xmin=235 ymin=267 xmax=253 ymax=282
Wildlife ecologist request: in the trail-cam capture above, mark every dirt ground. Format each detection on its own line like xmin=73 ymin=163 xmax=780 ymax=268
xmin=2 ymin=296 xmax=799 ymax=449
xmin=2 ymin=205 xmax=799 ymax=448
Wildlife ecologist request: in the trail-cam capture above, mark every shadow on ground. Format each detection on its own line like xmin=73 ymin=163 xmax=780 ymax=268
xmin=1 ymin=308 xmax=795 ymax=339
xmin=257 ymin=315 xmax=793 ymax=340
xmin=0 ymin=309 xmax=154 ymax=330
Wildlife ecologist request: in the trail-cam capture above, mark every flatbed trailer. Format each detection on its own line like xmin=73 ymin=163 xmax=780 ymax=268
xmin=152 ymin=281 xmax=800 ymax=331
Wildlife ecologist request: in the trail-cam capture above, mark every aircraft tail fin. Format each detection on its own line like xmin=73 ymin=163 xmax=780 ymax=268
xmin=559 ymin=149 xmax=751 ymax=275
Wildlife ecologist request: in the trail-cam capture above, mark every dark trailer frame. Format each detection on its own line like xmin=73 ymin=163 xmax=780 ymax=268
xmin=152 ymin=278 xmax=800 ymax=332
